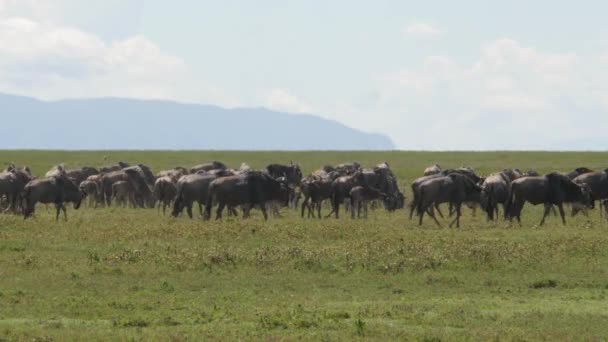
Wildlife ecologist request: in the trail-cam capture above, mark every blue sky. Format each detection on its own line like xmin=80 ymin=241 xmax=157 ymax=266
xmin=1 ymin=0 xmax=607 ymax=149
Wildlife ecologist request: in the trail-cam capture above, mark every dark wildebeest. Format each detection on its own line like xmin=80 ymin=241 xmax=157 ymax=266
xmin=327 ymin=171 xmax=366 ymax=219
xmin=480 ymin=169 xmax=522 ymax=220
xmin=424 ymin=164 xmax=442 ymax=176
xmin=65 ymin=166 xmax=99 ymax=185
xmin=0 ymin=165 xmax=33 ymax=213
xmin=565 ymin=167 xmax=594 ymax=180
xmin=204 ymin=171 xmax=290 ymax=221
xmin=22 ymin=175 xmax=85 ymax=221
xmin=154 ymin=176 xmax=177 ymax=215
xmin=409 ymin=171 xmax=469 ymax=220
xmin=266 ymin=162 xmax=303 ymax=187
xmin=572 ymin=169 xmax=608 ymax=218
xmin=171 ymin=171 xmax=231 ymax=218
xmin=349 ymin=186 xmax=389 ymax=219
xmin=504 ymin=172 xmax=593 ymax=226
xmin=416 ymin=173 xmax=482 ymax=228
xmin=190 ymin=161 xmax=227 ymax=174
xmin=300 ymin=171 xmax=338 ymax=218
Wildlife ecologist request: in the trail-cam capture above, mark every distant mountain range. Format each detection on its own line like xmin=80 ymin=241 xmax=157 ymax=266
xmin=0 ymin=93 xmax=394 ymax=150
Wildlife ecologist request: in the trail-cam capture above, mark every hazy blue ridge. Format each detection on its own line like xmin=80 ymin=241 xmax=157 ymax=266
xmin=0 ymin=93 xmax=394 ymax=150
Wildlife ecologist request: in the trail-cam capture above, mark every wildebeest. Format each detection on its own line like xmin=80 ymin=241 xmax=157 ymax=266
xmin=266 ymin=162 xmax=303 ymax=187
xmin=154 ymin=176 xmax=177 ymax=215
xmin=300 ymin=171 xmax=337 ymax=218
xmin=572 ymin=169 xmax=608 ymax=218
xmin=0 ymin=164 xmax=33 ymax=213
xmin=505 ymin=172 xmax=593 ymax=226
xmin=99 ymin=161 xmax=130 ymax=174
xmin=327 ymin=171 xmax=366 ymax=219
xmin=334 ymin=162 xmax=361 ymax=176
xmin=79 ymin=179 xmax=100 ymax=208
xmin=424 ymin=164 xmax=442 ymax=176
xmin=66 ymin=166 xmax=99 ymax=185
xmin=409 ymin=173 xmax=450 ymax=220
xmin=112 ymin=181 xmax=135 ymax=208
xmin=157 ymin=167 xmax=188 ymax=183
xmin=565 ymin=167 xmax=594 ymax=180
xmin=23 ymin=175 xmax=85 ymax=221
xmin=349 ymin=186 xmax=389 ymax=219
xmin=480 ymin=169 xmax=521 ymax=220
xmin=171 ymin=171 xmax=231 ymax=218
xmin=416 ymin=173 xmax=482 ymax=228
xmin=190 ymin=161 xmax=227 ymax=174
xmin=101 ymin=167 xmax=154 ymax=208
xmin=204 ymin=171 xmax=290 ymax=220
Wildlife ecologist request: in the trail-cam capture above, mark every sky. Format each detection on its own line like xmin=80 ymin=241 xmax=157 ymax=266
xmin=1 ymin=0 xmax=607 ymax=150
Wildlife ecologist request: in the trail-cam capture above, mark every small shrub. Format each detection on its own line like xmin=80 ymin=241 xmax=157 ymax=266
xmin=529 ymin=279 xmax=558 ymax=289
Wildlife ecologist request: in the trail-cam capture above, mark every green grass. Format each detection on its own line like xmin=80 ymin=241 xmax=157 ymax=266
xmin=1 ymin=151 xmax=608 ymax=341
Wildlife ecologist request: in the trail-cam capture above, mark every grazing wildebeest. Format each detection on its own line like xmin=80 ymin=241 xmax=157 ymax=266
xmin=424 ymin=164 xmax=442 ymax=176
xmin=572 ymin=169 xmax=608 ymax=218
xmin=349 ymin=186 xmax=389 ymax=219
xmin=204 ymin=171 xmax=289 ymax=221
xmin=327 ymin=171 xmax=366 ymax=219
xmin=154 ymin=176 xmax=177 ymax=215
xmin=480 ymin=169 xmax=521 ymax=220
xmin=505 ymin=172 xmax=593 ymax=226
xmin=171 ymin=171 xmax=231 ymax=218
xmin=79 ymin=180 xmax=100 ymax=208
xmin=266 ymin=162 xmax=303 ymax=186
xmin=190 ymin=161 xmax=227 ymax=174
xmin=0 ymin=165 xmax=33 ymax=213
xmin=112 ymin=181 xmax=135 ymax=208
xmin=416 ymin=173 xmax=482 ymax=228
xmin=22 ymin=175 xmax=85 ymax=221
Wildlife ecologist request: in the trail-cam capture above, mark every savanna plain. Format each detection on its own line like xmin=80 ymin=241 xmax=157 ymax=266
xmin=1 ymin=151 xmax=608 ymax=341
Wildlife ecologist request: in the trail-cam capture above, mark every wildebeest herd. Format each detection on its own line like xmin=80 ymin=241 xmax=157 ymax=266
xmin=1 ymin=160 xmax=607 ymax=227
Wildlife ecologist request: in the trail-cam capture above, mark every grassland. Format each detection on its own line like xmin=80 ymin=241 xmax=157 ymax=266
xmin=1 ymin=151 xmax=608 ymax=341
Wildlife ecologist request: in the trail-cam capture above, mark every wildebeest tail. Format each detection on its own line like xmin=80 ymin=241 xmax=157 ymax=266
xmin=504 ymin=183 xmax=515 ymax=219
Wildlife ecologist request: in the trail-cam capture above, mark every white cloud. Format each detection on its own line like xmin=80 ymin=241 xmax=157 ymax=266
xmin=403 ymin=22 xmax=441 ymax=38
xmin=0 ymin=1 xmax=237 ymax=107
xmin=372 ymin=39 xmax=608 ymax=149
xmin=264 ymin=88 xmax=313 ymax=114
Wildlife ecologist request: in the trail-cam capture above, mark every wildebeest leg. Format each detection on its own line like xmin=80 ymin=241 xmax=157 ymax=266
xmin=449 ymin=203 xmax=462 ymax=228
xmin=215 ymin=203 xmax=225 ymax=220
xmin=434 ymin=203 xmax=445 ymax=218
xmin=363 ymin=202 xmax=368 ymax=219
xmin=539 ymin=203 xmax=552 ymax=226
xmin=316 ymin=202 xmax=322 ymax=219
xmin=428 ymin=206 xmax=442 ymax=228
xmin=62 ymin=204 xmax=68 ymax=221
xmin=260 ymin=204 xmax=268 ymax=221
xmin=55 ymin=203 xmax=62 ymax=221
xmin=301 ymin=197 xmax=308 ymax=218
xmin=557 ymin=203 xmax=566 ymax=225
xmin=186 ymin=203 xmax=193 ymax=219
